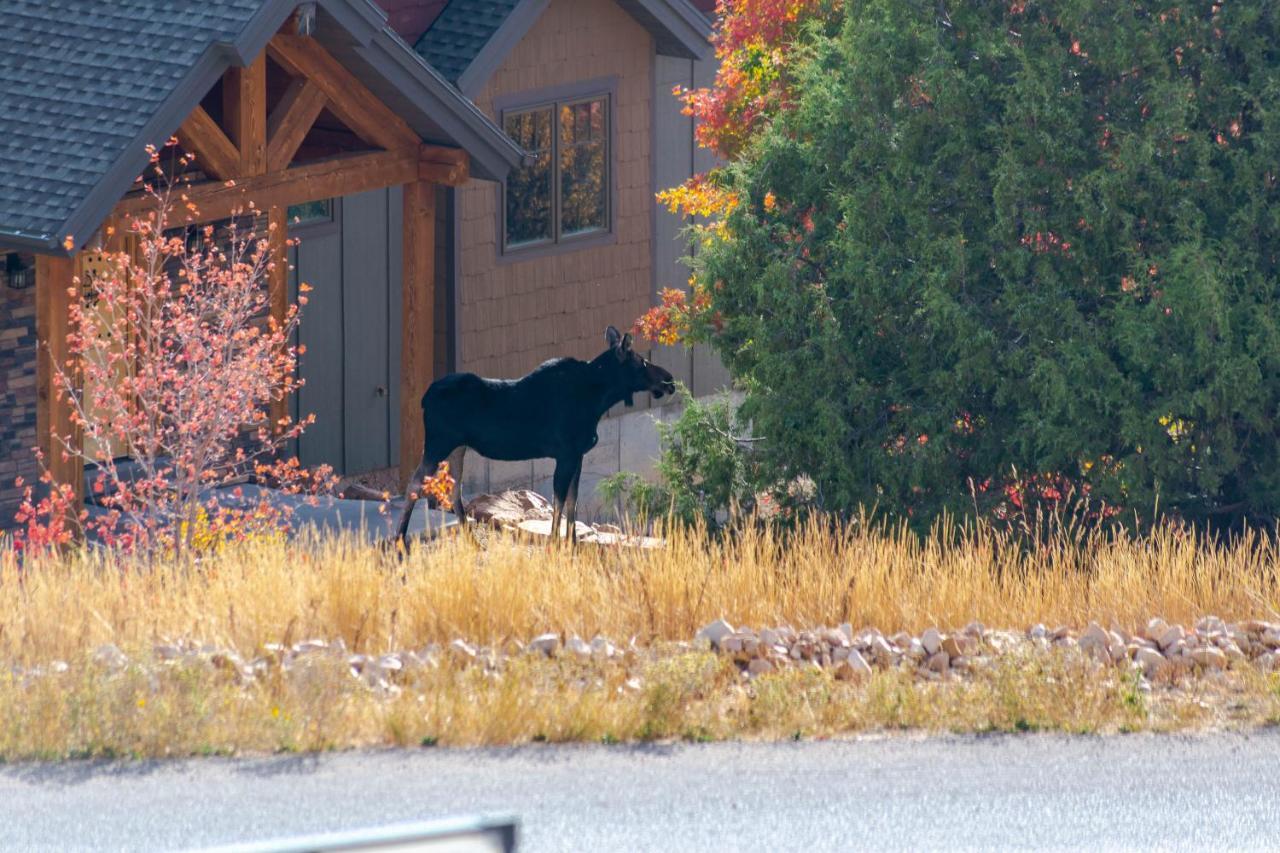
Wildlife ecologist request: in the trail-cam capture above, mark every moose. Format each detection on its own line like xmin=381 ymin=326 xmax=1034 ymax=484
xmin=397 ymin=326 xmax=676 ymax=549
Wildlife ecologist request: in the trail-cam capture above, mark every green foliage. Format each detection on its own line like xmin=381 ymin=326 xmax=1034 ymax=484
xmin=693 ymin=0 xmax=1280 ymax=526
xmin=599 ymin=387 xmax=762 ymax=527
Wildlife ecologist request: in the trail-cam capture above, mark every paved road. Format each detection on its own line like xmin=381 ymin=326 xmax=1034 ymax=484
xmin=2 ymin=733 xmax=1279 ymax=851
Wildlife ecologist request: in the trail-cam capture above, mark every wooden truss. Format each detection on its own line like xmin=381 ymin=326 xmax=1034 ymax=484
xmin=38 ymin=31 xmax=469 ymax=515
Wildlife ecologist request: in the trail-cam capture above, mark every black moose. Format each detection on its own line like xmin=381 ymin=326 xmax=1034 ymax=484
xmin=397 ymin=326 xmax=676 ymax=549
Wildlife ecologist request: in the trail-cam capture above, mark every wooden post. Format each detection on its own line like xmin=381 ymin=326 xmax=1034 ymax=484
xmin=400 ymin=180 xmax=435 ymax=489
xmin=35 ymin=254 xmax=85 ymax=511
xmin=224 ymin=55 xmax=268 ymax=177
xmin=268 ymin=206 xmax=290 ymax=432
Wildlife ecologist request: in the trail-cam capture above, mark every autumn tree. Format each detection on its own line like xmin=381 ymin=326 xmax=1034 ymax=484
xmin=640 ymin=0 xmax=1280 ymax=527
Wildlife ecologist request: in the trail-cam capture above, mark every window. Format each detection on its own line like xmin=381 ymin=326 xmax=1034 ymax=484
xmin=502 ymin=94 xmax=609 ymax=253
xmin=287 ymin=199 xmax=333 ymax=227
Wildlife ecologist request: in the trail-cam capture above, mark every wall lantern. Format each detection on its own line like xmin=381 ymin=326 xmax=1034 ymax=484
xmin=5 ymin=252 xmax=33 ymax=290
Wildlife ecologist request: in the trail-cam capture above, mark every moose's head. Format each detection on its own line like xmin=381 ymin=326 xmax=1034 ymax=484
xmin=602 ymin=325 xmax=676 ymax=407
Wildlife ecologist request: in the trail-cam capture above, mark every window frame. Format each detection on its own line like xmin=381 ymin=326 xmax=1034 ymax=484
xmin=495 ymin=76 xmax=618 ymax=263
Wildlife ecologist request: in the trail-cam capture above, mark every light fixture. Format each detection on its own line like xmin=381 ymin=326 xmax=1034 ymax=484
xmin=5 ymin=252 xmax=32 ymax=290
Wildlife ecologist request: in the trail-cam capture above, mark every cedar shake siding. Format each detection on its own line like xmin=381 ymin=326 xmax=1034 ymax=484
xmin=455 ymin=0 xmax=654 ymax=379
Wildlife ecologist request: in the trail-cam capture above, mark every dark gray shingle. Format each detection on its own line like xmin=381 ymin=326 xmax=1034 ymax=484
xmin=413 ymin=0 xmax=520 ymax=84
xmin=0 ymin=0 xmax=262 ymax=245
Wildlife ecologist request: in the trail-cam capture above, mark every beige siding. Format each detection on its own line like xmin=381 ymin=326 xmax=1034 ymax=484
xmin=456 ymin=0 xmax=653 ymax=378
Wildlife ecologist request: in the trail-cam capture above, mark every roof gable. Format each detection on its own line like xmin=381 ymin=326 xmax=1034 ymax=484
xmin=414 ymin=0 xmax=710 ymax=95
xmin=0 ymin=0 xmax=523 ymax=254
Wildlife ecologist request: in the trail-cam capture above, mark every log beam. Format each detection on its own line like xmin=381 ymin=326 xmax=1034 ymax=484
xmin=116 ymin=148 xmax=420 ymax=224
xmin=35 ymin=254 xmax=85 ymax=513
xmin=266 ymin=78 xmax=327 ymax=173
xmin=175 ymin=106 xmax=241 ymax=181
xmin=418 ymin=144 xmax=469 ymax=187
xmin=400 ymin=180 xmax=436 ymax=489
xmin=268 ymin=35 xmax=421 ymax=153
xmin=223 ymin=56 xmax=268 ymax=176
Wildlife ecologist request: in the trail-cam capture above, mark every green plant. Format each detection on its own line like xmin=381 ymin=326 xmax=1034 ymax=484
xmin=600 ymin=387 xmax=764 ymax=527
xmin=645 ymin=0 xmax=1280 ymax=530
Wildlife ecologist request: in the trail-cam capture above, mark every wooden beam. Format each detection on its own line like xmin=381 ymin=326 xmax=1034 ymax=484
xmin=268 ymin=206 xmax=290 ymax=433
xmin=419 ymin=144 xmax=469 ymax=187
xmin=35 ymin=254 xmax=85 ymax=515
xmin=223 ymin=56 xmax=268 ymax=176
xmin=175 ymin=105 xmax=242 ymax=181
xmin=268 ymin=35 xmax=422 ymax=153
xmin=116 ymin=148 xmax=419 ymax=224
xmin=400 ymin=180 xmax=435 ymax=489
xmin=266 ymin=78 xmax=328 ymax=173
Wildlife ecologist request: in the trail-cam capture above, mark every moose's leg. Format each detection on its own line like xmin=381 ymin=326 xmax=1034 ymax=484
xmin=563 ymin=461 xmax=583 ymax=545
xmin=396 ymin=457 xmax=436 ymax=551
xmin=550 ymin=457 xmax=577 ymax=541
xmin=446 ymin=447 xmax=468 ymax=526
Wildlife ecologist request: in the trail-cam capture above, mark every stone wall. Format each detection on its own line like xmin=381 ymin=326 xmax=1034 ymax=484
xmin=0 ymin=257 xmax=39 ymax=529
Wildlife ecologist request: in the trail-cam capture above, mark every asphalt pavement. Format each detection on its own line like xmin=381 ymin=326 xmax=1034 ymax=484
xmin=2 ymin=733 xmax=1278 ymax=851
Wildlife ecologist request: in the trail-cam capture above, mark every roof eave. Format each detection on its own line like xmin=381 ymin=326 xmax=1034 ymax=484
xmin=361 ymin=28 xmax=526 ymax=181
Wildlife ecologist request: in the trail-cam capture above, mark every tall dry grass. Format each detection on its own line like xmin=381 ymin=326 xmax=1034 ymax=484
xmin=3 ymin=517 xmax=1278 ymax=666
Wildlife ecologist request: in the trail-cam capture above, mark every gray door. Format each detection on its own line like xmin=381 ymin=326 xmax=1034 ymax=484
xmin=289 ymin=188 xmax=404 ymax=476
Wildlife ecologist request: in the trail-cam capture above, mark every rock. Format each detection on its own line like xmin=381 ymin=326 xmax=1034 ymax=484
xmin=1191 ymin=646 xmax=1228 ymax=669
xmin=153 ymin=643 xmax=181 ymax=661
xmin=377 ymin=654 xmax=403 ymax=673
xmin=921 ymin=628 xmax=943 ymax=656
xmin=696 ymin=619 xmax=735 ymax=649
xmin=449 ymin=639 xmax=477 ymax=659
xmin=760 ymin=628 xmax=782 ymax=647
xmin=835 ymin=649 xmax=872 ymax=681
xmin=747 ymin=658 xmax=775 ymax=676
xmin=1258 ymin=652 xmax=1278 ymax=673
xmin=1157 ymin=625 xmax=1185 ymax=651
xmin=941 ymin=635 xmax=964 ymax=659
xmin=467 ymin=489 xmax=553 ymax=526
xmin=963 ymin=621 xmax=986 ymax=639
xmin=590 ymin=636 xmax=618 ymax=658
xmin=529 ymin=633 xmax=561 ymax=656
xmin=1080 ymin=622 xmax=1109 ymax=650
xmin=926 ymin=651 xmax=950 ymax=674
xmin=1049 ymin=625 xmax=1072 ymax=641
xmin=93 ymin=644 xmax=128 ymax=670
xmin=1135 ymin=646 xmax=1167 ymax=676
xmin=906 ymin=638 xmax=927 ymax=661
xmin=1195 ymin=615 xmax=1227 ymax=636
xmin=566 ymin=636 xmax=592 ymax=658
xmin=869 ymin=635 xmax=897 ymax=664
xmin=838 ymin=623 xmax=854 ymax=644
xmin=1262 ymin=629 xmax=1280 ymax=650
xmin=1145 ymin=618 xmax=1169 ymax=643
xmin=1028 ymin=623 xmax=1048 ymax=640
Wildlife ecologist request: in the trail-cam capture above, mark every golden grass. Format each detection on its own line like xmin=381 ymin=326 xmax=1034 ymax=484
xmin=2 ymin=518 xmax=1278 ymax=666
xmin=1 ymin=517 xmax=1279 ymax=759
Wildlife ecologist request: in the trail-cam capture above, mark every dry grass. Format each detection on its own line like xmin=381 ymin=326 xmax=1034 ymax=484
xmin=3 ymin=518 xmax=1278 ymax=665
xmin=1 ymin=517 xmax=1279 ymax=759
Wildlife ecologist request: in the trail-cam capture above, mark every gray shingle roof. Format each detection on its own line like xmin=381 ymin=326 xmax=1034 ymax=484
xmin=414 ymin=0 xmax=710 ymax=96
xmin=413 ymin=0 xmax=520 ymax=84
xmin=0 ymin=0 xmax=264 ymax=247
xmin=0 ymin=0 xmax=524 ymax=254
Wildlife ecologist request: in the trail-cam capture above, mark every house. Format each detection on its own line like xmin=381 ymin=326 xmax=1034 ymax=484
xmin=0 ymin=0 xmax=722 ymax=529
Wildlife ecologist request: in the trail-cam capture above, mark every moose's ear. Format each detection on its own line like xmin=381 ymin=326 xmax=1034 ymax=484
xmin=621 ymin=332 xmax=633 ymax=353
xmin=605 ymin=325 xmax=622 ymax=349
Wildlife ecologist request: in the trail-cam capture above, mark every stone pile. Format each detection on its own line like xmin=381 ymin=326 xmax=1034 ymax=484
xmin=9 ymin=617 xmax=1278 ymax=694
xmin=694 ymin=617 xmax=1280 ymax=681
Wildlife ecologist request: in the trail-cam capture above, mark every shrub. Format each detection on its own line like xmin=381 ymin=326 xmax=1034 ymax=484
xmin=600 ymin=388 xmax=764 ymax=528
xmin=648 ymin=0 xmax=1280 ymax=527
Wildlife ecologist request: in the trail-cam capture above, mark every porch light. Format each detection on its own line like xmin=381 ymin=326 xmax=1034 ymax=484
xmin=5 ymin=252 xmax=32 ymax=290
